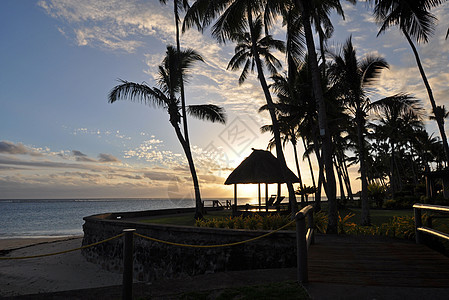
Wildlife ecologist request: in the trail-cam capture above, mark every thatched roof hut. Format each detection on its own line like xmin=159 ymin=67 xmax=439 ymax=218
xmin=224 ymin=149 xmax=299 ymax=212
xmin=225 ymin=149 xmax=299 ymax=185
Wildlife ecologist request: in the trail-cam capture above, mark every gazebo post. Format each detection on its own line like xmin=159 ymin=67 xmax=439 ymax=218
xmin=233 ymin=184 xmax=237 ymax=216
xmin=265 ymin=183 xmax=268 ymax=212
xmin=258 ymin=183 xmax=261 ymax=211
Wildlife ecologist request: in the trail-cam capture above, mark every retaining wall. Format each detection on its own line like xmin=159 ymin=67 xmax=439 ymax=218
xmin=82 ymin=208 xmax=297 ymax=281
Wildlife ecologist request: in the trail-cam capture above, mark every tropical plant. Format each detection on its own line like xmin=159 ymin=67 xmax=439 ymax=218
xmin=160 ymin=0 xmax=191 ymax=144
xmin=295 ymin=185 xmax=317 ymax=203
xmin=369 ymin=0 xmax=449 ymax=162
xmin=293 ymin=0 xmax=357 ymax=233
xmin=109 ymin=46 xmax=226 ymax=219
xmin=328 ymin=36 xmax=389 ymax=225
xmin=371 ymin=94 xmax=423 ymax=196
xmin=367 ymin=182 xmax=387 ymax=208
xmin=184 ymin=1 xmax=299 ymax=213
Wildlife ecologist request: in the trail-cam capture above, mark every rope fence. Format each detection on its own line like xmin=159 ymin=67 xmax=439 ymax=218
xmin=0 ymin=220 xmax=297 ymax=260
xmin=0 ymin=233 xmax=125 ymax=260
xmin=0 ymin=205 xmax=315 ymax=300
xmin=133 ymin=219 xmax=296 ymax=248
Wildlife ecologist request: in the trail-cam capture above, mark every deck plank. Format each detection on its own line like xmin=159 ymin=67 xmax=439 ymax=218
xmin=308 ymin=234 xmax=449 ymax=287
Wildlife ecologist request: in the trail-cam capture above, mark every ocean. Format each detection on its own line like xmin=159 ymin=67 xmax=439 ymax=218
xmin=0 ymin=198 xmax=249 ymax=239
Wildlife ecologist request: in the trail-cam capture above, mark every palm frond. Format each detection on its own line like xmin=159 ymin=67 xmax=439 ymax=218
xmin=187 ymin=104 xmax=227 ymax=124
xmin=108 ymin=79 xmax=168 ymax=108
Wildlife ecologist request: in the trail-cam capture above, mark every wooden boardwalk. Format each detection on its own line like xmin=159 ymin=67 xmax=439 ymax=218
xmin=308 ymin=234 xmax=449 ymax=288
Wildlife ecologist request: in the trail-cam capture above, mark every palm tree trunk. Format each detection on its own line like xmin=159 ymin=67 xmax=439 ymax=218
xmin=333 ymin=155 xmax=346 ymax=203
xmin=313 ymin=136 xmax=325 ymax=212
xmin=302 ymin=138 xmax=316 ymax=189
xmin=403 ymin=30 xmax=449 ymax=163
xmin=357 ymin=107 xmax=370 ymax=225
xmin=339 ymin=153 xmax=354 ymax=202
xmin=173 ymin=1 xmax=190 ymax=145
xmin=296 ymin=0 xmax=337 ymax=233
xmin=292 ymin=139 xmax=305 ymax=205
xmin=172 ymin=122 xmax=203 ymax=219
xmin=247 ymin=10 xmax=298 ymax=214
xmin=390 ymin=139 xmax=396 ymax=197
xmin=173 ymin=2 xmax=202 ymax=216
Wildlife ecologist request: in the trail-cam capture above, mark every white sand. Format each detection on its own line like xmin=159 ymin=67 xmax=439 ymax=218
xmin=0 ymin=237 xmax=123 ymax=297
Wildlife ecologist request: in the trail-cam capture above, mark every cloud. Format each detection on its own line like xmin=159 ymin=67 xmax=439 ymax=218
xmin=143 ymin=171 xmax=177 ymax=182
xmin=38 ymin=0 xmax=173 ymax=52
xmin=72 ymin=150 xmax=97 ymax=162
xmin=0 ymin=141 xmax=42 ymax=156
xmin=98 ymin=153 xmax=121 ymax=163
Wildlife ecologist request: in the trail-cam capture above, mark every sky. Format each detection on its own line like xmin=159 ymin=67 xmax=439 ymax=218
xmin=1 ymin=0 xmax=448 ymax=200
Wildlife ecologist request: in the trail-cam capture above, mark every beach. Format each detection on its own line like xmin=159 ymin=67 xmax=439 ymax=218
xmin=0 ymin=237 xmax=123 ymax=297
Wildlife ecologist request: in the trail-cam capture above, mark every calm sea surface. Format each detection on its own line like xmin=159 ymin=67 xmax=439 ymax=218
xmin=0 ymin=198 xmax=253 ymax=239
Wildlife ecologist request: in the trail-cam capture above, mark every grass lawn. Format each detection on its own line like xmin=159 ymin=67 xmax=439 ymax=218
xmin=175 ymin=281 xmax=310 ymax=300
xmin=342 ymin=207 xmax=414 ymax=226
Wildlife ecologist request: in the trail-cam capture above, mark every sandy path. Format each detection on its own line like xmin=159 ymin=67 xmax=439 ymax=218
xmin=0 ymin=237 xmax=123 ymax=297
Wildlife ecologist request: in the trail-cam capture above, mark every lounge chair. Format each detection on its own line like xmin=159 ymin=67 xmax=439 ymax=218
xmin=266 ymin=194 xmax=277 ymax=206
xmin=273 ymin=196 xmax=285 ymax=206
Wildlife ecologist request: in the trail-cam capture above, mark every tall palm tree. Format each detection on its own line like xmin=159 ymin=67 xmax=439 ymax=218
xmin=294 ymin=0 xmax=343 ymax=233
xmin=184 ymin=1 xmax=299 ymax=213
xmin=369 ymin=0 xmax=449 ymax=163
xmin=160 ymin=0 xmax=192 ymax=153
xmin=328 ymin=36 xmax=389 ymax=225
xmin=109 ymin=46 xmax=226 ymax=219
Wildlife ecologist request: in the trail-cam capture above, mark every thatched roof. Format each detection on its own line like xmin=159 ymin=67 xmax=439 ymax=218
xmin=224 ymin=149 xmax=300 ymax=184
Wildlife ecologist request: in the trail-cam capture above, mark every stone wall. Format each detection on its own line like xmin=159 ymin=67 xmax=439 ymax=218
xmin=82 ymin=208 xmax=297 ymax=282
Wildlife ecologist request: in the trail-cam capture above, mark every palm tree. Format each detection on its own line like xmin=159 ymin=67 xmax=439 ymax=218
xmin=160 ymin=0 xmax=192 ymax=156
xmin=369 ymin=0 xmax=449 ymax=163
xmin=371 ymin=94 xmax=423 ymax=196
xmin=294 ymin=0 xmax=343 ymax=233
xmin=328 ymin=36 xmax=389 ymax=225
xmin=184 ymin=1 xmax=299 ymax=213
xmin=109 ymin=46 xmax=226 ymax=219
xmin=430 ymin=105 xmax=449 ymax=126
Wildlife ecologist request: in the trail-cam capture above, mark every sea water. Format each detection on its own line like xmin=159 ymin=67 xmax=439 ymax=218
xmin=0 ymin=198 xmax=246 ymax=239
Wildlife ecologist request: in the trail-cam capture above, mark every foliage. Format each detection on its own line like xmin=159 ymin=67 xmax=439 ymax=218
xmin=367 ymin=183 xmax=387 ymax=208
xmin=313 ymin=211 xmax=328 ymax=234
xmin=344 ymin=215 xmax=417 ymax=240
xmin=313 ymin=210 xmax=418 ymax=240
xmin=338 ymin=212 xmax=355 ymax=234
xmin=384 ymin=195 xmax=420 ymax=209
xmin=195 ymin=214 xmax=293 ymax=231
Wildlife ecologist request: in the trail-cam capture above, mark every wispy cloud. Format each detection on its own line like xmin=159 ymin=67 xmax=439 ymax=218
xmin=38 ymin=0 xmax=174 ymax=52
xmin=0 ymin=141 xmax=43 ymax=156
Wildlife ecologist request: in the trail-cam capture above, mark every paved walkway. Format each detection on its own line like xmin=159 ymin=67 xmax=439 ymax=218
xmin=5 ymin=234 xmax=449 ymax=299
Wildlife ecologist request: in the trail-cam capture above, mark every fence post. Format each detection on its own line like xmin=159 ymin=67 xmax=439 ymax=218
xmin=414 ymin=207 xmax=422 ymax=244
xmin=296 ymin=213 xmax=308 ymax=284
xmin=307 ymin=210 xmax=315 ymax=245
xmin=122 ymin=229 xmax=135 ymax=300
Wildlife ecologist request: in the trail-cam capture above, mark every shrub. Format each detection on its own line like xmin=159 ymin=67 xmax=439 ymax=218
xmin=196 ymin=214 xmax=291 ymax=231
xmin=313 ymin=211 xmax=328 ymax=233
xmin=338 ymin=212 xmax=355 ymax=234
xmin=367 ymin=183 xmax=387 ymax=208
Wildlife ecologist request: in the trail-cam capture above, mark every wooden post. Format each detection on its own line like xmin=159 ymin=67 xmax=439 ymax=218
xmin=258 ymin=183 xmax=261 ymax=211
xmin=414 ymin=207 xmax=422 ymax=244
xmin=307 ymin=211 xmax=315 ymax=246
xmin=234 ymin=184 xmax=237 ymax=207
xmin=233 ymin=184 xmax=238 ymax=216
xmin=122 ymin=229 xmax=135 ymax=300
xmin=296 ymin=214 xmax=308 ymax=283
